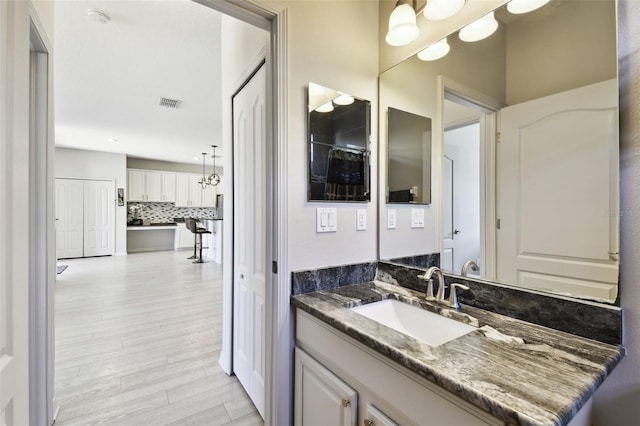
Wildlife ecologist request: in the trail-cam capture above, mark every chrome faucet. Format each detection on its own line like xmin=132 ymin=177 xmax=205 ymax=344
xmin=461 ymin=260 xmax=479 ymax=277
xmin=418 ymin=266 xmax=469 ymax=310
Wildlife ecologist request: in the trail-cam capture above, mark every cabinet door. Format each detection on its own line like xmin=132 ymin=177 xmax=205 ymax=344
xmin=145 ymin=171 xmax=163 ymax=202
xmin=201 ymin=185 xmax=216 ymax=207
xmin=175 ymin=174 xmax=191 ymax=207
xmin=128 ymin=169 xmax=146 ymax=201
xmin=175 ymin=227 xmax=194 ymax=249
xmin=364 ymin=404 xmax=398 ymax=426
xmin=162 ymin=172 xmax=176 ymax=202
xmin=295 ymin=348 xmax=357 ymax=426
xmin=189 ymin=174 xmax=204 ymax=207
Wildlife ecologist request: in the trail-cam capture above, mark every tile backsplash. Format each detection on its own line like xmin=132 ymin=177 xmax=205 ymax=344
xmin=127 ymin=202 xmax=218 ymax=223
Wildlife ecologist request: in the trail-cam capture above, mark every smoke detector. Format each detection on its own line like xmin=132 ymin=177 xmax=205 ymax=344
xmin=159 ymin=97 xmax=181 ymax=109
xmin=87 ymin=9 xmax=111 ymax=24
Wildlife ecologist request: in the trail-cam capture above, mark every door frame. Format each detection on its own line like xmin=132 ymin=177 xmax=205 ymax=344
xmin=437 ymin=77 xmax=501 ymax=280
xmin=29 ymin=6 xmax=56 ymax=425
xmin=192 ymin=2 xmax=289 ymax=424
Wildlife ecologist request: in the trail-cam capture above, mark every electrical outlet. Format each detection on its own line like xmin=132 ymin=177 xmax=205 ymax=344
xmin=317 ymin=208 xmax=337 ymax=233
xmin=387 ymin=209 xmax=397 ymax=229
xmin=356 ymin=209 xmax=367 ymax=231
xmin=411 ymin=208 xmax=425 ymax=228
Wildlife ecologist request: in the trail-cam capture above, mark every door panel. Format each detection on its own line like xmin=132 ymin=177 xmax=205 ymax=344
xmin=83 ymin=180 xmax=115 ymax=257
xmin=497 ymin=79 xmax=618 ymax=301
xmin=233 ymin=64 xmax=266 ymax=417
xmin=55 ymin=178 xmax=83 ymax=259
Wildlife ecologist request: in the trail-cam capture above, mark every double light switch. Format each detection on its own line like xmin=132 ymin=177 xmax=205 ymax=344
xmin=317 ymin=208 xmax=337 ymax=233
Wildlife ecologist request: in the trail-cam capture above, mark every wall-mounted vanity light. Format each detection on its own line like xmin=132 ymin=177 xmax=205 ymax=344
xmin=315 ymin=101 xmax=334 ymax=113
xmin=333 ymin=93 xmax=355 ymax=106
xmin=507 ymin=0 xmax=550 ymax=14
xmin=385 ymin=0 xmax=421 ymax=46
xmin=417 ymin=37 xmax=450 ymax=61
xmin=459 ymin=11 xmax=498 ymax=42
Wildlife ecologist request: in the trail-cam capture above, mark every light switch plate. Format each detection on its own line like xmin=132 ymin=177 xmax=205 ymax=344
xmin=356 ymin=209 xmax=367 ymax=231
xmin=387 ymin=209 xmax=397 ymax=229
xmin=317 ymin=208 xmax=337 ymax=233
xmin=411 ymin=208 xmax=425 ymax=228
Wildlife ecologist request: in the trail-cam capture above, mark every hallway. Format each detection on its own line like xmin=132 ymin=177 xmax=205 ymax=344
xmin=54 ymin=251 xmax=261 ymax=425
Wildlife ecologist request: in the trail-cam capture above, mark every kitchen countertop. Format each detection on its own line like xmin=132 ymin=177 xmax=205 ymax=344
xmin=126 ymin=225 xmax=178 ymax=230
xmin=291 ymin=281 xmax=624 ymax=426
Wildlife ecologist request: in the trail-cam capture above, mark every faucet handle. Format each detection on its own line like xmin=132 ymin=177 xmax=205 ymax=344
xmin=417 ymin=274 xmax=436 ymax=300
xmin=447 ymin=283 xmax=469 ymax=310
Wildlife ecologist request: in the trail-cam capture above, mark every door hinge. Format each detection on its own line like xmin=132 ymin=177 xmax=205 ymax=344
xmin=496 ymin=218 xmax=501 ymax=230
xmin=496 ymin=132 xmax=501 ymax=143
xmin=272 ymin=261 xmax=278 ymax=274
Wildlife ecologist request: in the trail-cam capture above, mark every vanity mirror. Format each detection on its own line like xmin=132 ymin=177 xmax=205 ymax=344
xmin=387 ymin=107 xmax=432 ymax=204
xmin=379 ymin=0 xmax=620 ymax=303
xmin=307 ymin=83 xmax=371 ymax=202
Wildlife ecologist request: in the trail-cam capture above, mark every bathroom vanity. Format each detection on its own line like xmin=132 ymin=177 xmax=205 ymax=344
xmin=291 ymin=278 xmax=623 ymax=426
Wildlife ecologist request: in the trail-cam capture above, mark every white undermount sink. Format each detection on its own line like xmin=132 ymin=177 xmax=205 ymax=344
xmin=350 ymin=299 xmax=477 ymax=347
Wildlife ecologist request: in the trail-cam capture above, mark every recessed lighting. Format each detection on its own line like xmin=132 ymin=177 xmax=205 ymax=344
xmin=108 ymin=138 xmax=118 ymax=143
xmin=87 ymin=9 xmax=111 ymax=24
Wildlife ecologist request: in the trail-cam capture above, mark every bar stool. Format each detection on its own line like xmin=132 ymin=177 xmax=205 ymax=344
xmin=185 ymin=218 xmax=211 ymax=264
xmin=184 ymin=218 xmax=198 ymax=260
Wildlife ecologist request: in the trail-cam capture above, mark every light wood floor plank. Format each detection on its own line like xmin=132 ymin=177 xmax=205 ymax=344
xmin=55 ymin=251 xmax=262 ymax=425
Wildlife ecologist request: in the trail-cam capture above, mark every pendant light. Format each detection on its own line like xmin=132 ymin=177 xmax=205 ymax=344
xmin=198 ymin=153 xmax=209 ymax=189
xmin=459 ymin=11 xmax=499 ymax=42
xmin=417 ymin=38 xmax=450 ymax=61
xmin=208 ymin=145 xmax=221 ymax=187
xmin=423 ymin=0 xmax=466 ymax=21
xmin=385 ymin=0 xmax=420 ymax=47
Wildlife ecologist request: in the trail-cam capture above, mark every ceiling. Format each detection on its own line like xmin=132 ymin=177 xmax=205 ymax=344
xmin=54 ymin=0 xmax=225 ymax=165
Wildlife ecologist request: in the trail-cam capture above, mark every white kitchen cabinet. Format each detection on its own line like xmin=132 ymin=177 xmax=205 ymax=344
xmin=175 ymin=173 xmax=216 ymax=207
xmin=294 ymin=347 xmax=357 ymax=426
xmin=364 ymin=404 xmax=398 ymax=426
xmin=127 ymin=169 xmax=175 ymax=202
xmin=295 ymin=310 xmax=504 ymax=426
xmin=175 ymin=226 xmax=195 ymax=250
xmin=161 ymin=172 xmax=176 ymax=202
xmin=127 ymin=169 xmax=147 ymax=201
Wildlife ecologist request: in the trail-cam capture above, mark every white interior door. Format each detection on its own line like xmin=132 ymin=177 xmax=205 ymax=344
xmin=55 ymin=178 xmax=84 ymax=259
xmin=83 ymin=180 xmax=115 ymax=257
xmin=497 ymin=79 xmax=619 ymax=302
xmin=233 ymin=64 xmax=266 ymax=417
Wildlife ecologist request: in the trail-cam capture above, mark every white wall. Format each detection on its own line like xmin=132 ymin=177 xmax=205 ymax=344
xmin=592 ymin=0 xmax=640 ymax=423
xmin=127 ymin=157 xmax=212 ymax=175
xmin=55 ymin=147 xmax=127 ymax=255
xmin=285 ymin=0 xmax=379 ymax=272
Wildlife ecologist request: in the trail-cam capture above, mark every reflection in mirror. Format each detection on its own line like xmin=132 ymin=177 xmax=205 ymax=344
xmin=308 ymin=83 xmax=371 ymax=202
xmin=379 ymin=0 xmax=619 ymax=303
xmin=387 ymin=108 xmax=432 ymax=204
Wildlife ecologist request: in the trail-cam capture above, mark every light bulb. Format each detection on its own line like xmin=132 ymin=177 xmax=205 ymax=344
xmin=315 ymin=102 xmax=334 ymax=113
xmin=459 ymin=12 xmax=498 ymax=42
xmin=333 ymin=93 xmax=355 ymax=106
xmin=423 ymin=0 xmax=466 ymax=21
xmin=507 ymin=0 xmax=550 ymax=14
xmin=417 ymin=38 xmax=450 ymax=61
xmin=385 ymin=3 xmax=420 ymax=47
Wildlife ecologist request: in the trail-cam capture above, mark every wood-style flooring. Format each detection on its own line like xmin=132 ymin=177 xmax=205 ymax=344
xmin=54 ymin=251 xmax=262 ymax=425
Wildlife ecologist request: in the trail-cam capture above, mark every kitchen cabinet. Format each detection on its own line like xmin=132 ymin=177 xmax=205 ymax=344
xmin=175 ymin=226 xmax=194 ymax=250
xmin=127 ymin=169 xmax=176 ymax=202
xmin=295 ymin=310 xmax=503 ymax=426
xmin=175 ymin=173 xmax=217 ymax=207
xmin=294 ymin=347 xmax=357 ymax=426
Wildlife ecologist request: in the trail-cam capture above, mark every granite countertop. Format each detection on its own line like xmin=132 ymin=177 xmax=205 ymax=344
xmin=291 ymin=281 xmax=624 ymax=426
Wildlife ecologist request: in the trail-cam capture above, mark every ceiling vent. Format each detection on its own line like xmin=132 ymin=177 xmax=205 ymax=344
xmin=159 ymin=97 xmax=181 ymax=109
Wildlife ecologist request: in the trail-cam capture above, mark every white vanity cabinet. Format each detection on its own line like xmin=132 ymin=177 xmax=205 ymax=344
xmin=294 ymin=347 xmax=357 ymax=426
xmin=295 ymin=310 xmax=504 ymax=426
xmin=127 ymin=169 xmax=176 ymax=202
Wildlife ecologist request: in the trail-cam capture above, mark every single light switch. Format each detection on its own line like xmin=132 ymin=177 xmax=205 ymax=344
xmin=356 ymin=209 xmax=367 ymax=231
xmin=387 ymin=209 xmax=397 ymax=229
xmin=411 ymin=208 xmax=425 ymax=228
xmin=317 ymin=208 xmax=337 ymax=233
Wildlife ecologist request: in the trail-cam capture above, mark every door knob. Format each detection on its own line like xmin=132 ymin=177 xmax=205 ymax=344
xmin=454 ymin=229 xmax=461 ymax=235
